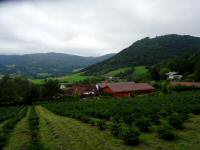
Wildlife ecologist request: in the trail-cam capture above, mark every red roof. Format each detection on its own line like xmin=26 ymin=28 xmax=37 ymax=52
xmin=98 ymin=82 xmax=136 ymax=89
xmin=102 ymin=82 xmax=154 ymax=93
xmin=170 ymin=82 xmax=200 ymax=87
xmin=66 ymin=85 xmax=97 ymax=96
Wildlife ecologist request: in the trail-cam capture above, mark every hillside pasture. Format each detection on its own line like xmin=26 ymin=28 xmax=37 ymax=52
xmin=106 ymin=67 xmax=132 ymax=76
xmin=134 ymin=66 xmax=148 ymax=75
xmin=30 ymin=73 xmax=93 ymax=85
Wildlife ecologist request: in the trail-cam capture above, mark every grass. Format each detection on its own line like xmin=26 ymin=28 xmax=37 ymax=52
xmin=134 ymin=66 xmax=148 ymax=75
xmin=0 ymin=104 xmax=198 ymax=150
xmin=4 ymin=107 xmax=31 ymax=150
xmin=37 ymin=105 xmax=200 ymax=150
xmin=56 ymin=73 xmax=92 ymax=84
xmin=138 ymin=114 xmax=200 ymax=150
xmin=106 ymin=67 xmax=132 ymax=76
xmin=36 ymin=106 xmax=134 ymax=150
xmin=30 ymin=72 xmax=93 ymax=85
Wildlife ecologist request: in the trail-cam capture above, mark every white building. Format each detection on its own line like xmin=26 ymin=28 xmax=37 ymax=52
xmin=166 ymin=72 xmax=182 ymax=80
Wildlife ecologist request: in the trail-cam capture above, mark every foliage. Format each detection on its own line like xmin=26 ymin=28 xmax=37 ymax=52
xmin=135 ymin=117 xmax=151 ymax=132
xmin=0 ymin=106 xmax=21 ymax=123
xmin=84 ymin=34 xmax=200 ymax=75
xmin=110 ymin=122 xmax=122 ymax=137
xmin=42 ymin=79 xmax=60 ymax=99
xmin=0 ymin=76 xmax=31 ymax=104
xmin=0 ymin=107 xmax=27 ymax=148
xmin=0 ymin=53 xmax=114 ymax=77
xmin=121 ymin=126 xmax=140 ymax=145
xmin=158 ymin=123 xmax=175 ymax=141
xmin=194 ymin=61 xmax=200 ymax=81
xmin=28 ymin=107 xmax=44 ymax=150
xmin=168 ymin=112 xmax=185 ymax=129
xmin=43 ymin=91 xmax=200 ymax=145
xmin=96 ymin=120 xmax=106 ymax=130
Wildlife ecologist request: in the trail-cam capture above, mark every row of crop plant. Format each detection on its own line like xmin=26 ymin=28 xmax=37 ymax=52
xmin=43 ymin=91 xmax=200 ymax=145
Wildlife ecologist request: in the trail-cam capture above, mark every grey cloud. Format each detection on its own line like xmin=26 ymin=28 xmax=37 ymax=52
xmin=0 ymin=0 xmax=199 ymax=56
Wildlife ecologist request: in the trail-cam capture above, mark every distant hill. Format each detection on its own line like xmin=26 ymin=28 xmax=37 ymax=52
xmin=84 ymin=34 xmax=200 ymax=74
xmin=0 ymin=52 xmax=115 ymax=77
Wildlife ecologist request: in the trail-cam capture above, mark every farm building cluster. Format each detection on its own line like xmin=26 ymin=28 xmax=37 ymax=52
xmin=60 ymin=80 xmax=200 ymax=98
xmin=61 ymin=82 xmax=155 ymax=98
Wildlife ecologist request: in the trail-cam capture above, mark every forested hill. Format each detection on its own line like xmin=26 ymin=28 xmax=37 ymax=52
xmin=0 ymin=52 xmax=114 ymax=77
xmin=84 ymin=34 xmax=200 ymax=74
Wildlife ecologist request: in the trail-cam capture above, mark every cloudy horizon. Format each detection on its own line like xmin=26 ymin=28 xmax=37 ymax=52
xmin=0 ymin=0 xmax=199 ymax=56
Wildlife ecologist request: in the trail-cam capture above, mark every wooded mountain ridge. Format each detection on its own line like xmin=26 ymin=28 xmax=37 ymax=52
xmin=84 ymin=34 xmax=200 ymax=75
xmin=0 ymin=52 xmax=115 ymax=77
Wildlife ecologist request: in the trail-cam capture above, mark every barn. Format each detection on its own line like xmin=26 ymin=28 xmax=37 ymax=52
xmin=97 ymin=82 xmax=155 ymax=97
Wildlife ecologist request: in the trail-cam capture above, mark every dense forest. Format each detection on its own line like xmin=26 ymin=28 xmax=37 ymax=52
xmin=84 ymin=34 xmax=200 ymax=75
xmin=152 ymin=53 xmax=200 ymax=81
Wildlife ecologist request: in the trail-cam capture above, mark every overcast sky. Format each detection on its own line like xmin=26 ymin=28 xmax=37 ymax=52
xmin=0 ymin=0 xmax=199 ymax=56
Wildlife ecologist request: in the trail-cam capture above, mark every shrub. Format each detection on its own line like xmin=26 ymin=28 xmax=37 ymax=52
xmin=123 ymin=115 xmax=134 ymax=125
xmin=96 ymin=120 xmax=106 ymax=130
xmin=121 ymin=126 xmax=140 ymax=146
xmin=158 ymin=123 xmax=175 ymax=141
xmin=110 ymin=122 xmax=122 ymax=137
xmin=88 ymin=119 xmax=95 ymax=126
xmin=135 ymin=117 xmax=151 ymax=132
xmin=168 ymin=112 xmax=184 ymax=129
xmin=192 ymin=104 xmax=200 ymax=114
xmin=80 ymin=116 xmax=90 ymax=123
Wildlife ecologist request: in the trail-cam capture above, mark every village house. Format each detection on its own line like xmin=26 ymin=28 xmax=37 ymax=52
xmin=97 ymin=82 xmax=155 ymax=97
xmin=170 ymin=81 xmax=200 ymax=88
xmin=60 ymin=84 xmax=67 ymax=90
xmin=166 ymin=72 xmax=182 ymax=80
xmin=65 ymin=85 xmax=98 ymax=97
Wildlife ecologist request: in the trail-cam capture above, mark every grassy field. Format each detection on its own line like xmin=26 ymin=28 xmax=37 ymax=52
xmin=134 ymin=66 xmax=148 ymax=75
xmin=0 ymin=104 xmax=199 ymax=150
xmin=30 ymin=73 xmax=93 ymax=85
xmin=106 ymin=67 xmax=132 ymax=76
xmin=24 ymin=66 xmax=148 ymax=85
xmin=105 ymin=66 xmax=148 ymax=77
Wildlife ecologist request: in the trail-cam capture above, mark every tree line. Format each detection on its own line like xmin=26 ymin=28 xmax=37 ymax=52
xmin=0 ymin=76 xmax=61 ymax=105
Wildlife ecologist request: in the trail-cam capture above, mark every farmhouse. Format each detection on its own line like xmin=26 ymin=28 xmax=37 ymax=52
xmin=166 ymin=72 xmax=182 ymax=80
xmin=170 ymin=81 xmax=200 ymax=88
xmin=97 ymin=82 xmax=155 ymax=97
xmin=65 ymin=85 xmax=98 ymax=97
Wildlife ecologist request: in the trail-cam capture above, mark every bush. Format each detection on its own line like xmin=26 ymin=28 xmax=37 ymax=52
xmin=110 ymin=122 xmax=122 ymax=137
xmin=168 ymin=112 xmax=184 ymax=129
xmin=135 ymin=117 xmax=151 ymax=132
xmin=96 ymin=120 xmax=106 ymax=130
xmin=158 ymin=123 xmax=175 ymax=141
xmin=88 ymin=119 xmax=95 ymax=126
xmin=121 ymin=126 xmax=140 ymax=146
xmin=80 ymin=116 xmax=90 ymax=123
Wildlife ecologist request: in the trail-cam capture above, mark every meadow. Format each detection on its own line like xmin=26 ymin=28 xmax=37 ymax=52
xmin=30 ymin=73 xmax=92 ymax=85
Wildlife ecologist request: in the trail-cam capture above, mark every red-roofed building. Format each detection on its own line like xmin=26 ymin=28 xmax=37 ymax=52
xmin=170 ymin=81 xmax=200 ymax=88
xmin=65 ymin=85 xmax=98 ymax=97
xmin=97 ymin=82 xmax=155 ymax=97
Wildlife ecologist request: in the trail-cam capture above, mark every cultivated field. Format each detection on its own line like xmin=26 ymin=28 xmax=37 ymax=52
xmin=0 ymin=91 xmax=200 ymax=150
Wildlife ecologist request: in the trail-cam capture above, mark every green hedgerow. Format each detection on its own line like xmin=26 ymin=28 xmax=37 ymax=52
xmin=110 ymin=122 xmax=122 ymax=137
xmin=158 ymin=123 xmax=175 ymax=141
xmin=168 ymin=112 xmax=184 ymax=129
xmin=135 ymin=117 xmax=151 ymax=132
xmin=121 ymin=126 xmax=140 ymax=146
xmin=96 ymin=120 xmax=106 ymax=130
